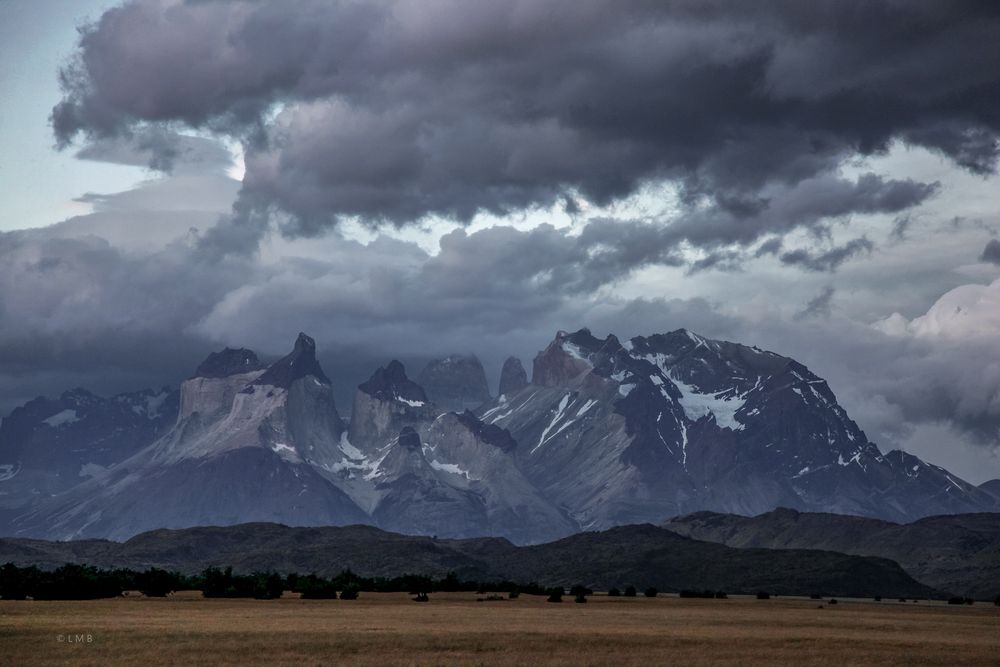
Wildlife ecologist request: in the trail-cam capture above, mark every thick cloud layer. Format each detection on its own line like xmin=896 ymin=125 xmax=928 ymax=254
xmin=4 ymin=1 xmax=1000 ymax=481
xmin=51 ymin=0 xmax=999 ymax=259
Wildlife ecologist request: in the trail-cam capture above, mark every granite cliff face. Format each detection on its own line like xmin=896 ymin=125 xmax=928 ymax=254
xmin=416 ymin=355 xmax=491 ymax=411
xmin=3 ymin=327 xmax=997 ymax=543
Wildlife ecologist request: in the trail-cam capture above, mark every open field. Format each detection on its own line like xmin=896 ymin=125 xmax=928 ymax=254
xmin=2 ymin=592 xmax=998 ymax=666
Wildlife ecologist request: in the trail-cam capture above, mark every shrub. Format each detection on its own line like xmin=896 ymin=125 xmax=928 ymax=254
xmin=644 ymin=587 xmax=658 ymax=598
xmin=947 ymin=596 xmax=974 ymax=605
xmin=508 ymin=589 xmax=520 ymax=599
xmin=715 ymin=591 xmax=728 ymax=599
xmin=607 ymin=587 xmax=621 ymax=597
xmin=829 ymin=599 xmax=838 ymax=605
xmin=574 ymin=593 xmax=587 ymax=603
xmin=874 ymin=596 xmax=882 ymax=602
xmin=624 ymin=585 xmax=637 ymax=597
xmin=994 ymin=595 xmax=1000 ymax=607
xmin=679 ymin=590 xmax=720 ymax=599
xmin=756 ymin=591 xmax=770 ymax=600
xmin=810 ymin=593 xmax=821 ymax=600
xmin=413 ymin=592 xmax=429 ymax=602
xmin=339 ymin=583 xmax=360 ymax=600
xmin=898 ymin=598 xmax=906 ymax=603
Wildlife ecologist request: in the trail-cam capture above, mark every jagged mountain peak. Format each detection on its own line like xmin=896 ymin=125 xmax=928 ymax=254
xmin=253 ymin=332 xmax=331 ymax=388
xmin=358 ymin=360 xmax=428 ymax=405
xmin=193 ymin=347 xmax=264 ymax=379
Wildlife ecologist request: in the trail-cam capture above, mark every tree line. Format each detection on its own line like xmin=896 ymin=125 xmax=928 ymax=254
xmin=5 ymin=562 xmax=998 ymax=605
xmin=0 ymin=563 xmax=636 ymax=601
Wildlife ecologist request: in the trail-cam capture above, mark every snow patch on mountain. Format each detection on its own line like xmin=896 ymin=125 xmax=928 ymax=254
xmin=43 ymin=409 xmax=79 ymax=428
xmin=668 ymin=374 xmax=747 ymax=431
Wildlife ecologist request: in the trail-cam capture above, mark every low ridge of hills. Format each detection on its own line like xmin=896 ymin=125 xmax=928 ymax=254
xmin=0 ymin=521 xmax=937 ymax=599
xmin=663 ymin=508 xmax=1000 ymax=599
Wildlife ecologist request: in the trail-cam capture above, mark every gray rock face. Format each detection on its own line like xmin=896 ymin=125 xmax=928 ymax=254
xmin=9 ymin=334 xmax=359 ymax=540
xmin=417 ymin=355 xmax=491 ymax=411
xmin=347 ymin=361 xmax=436 ymax=454
xmin=498 ymin=356 xmax=528 ymax=396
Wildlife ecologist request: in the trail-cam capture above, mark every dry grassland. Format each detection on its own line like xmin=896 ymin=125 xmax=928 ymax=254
xmin=1 ymin=591 xmax=998 ymax=666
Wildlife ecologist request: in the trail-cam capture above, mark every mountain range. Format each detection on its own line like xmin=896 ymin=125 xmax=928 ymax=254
xmin=1 ymin=327 xmax=997 ymax=542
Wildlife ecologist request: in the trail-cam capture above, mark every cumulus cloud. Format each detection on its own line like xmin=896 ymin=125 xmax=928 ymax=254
xmin=49 ymin=0 xmax=996 ymax=259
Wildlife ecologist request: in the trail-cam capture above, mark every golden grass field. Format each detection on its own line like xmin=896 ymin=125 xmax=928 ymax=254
xmin=1 ymin=591 xmax=998 ymax=666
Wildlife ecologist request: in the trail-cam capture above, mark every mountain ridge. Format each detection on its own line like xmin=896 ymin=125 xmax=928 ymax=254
xmin=1 ymin=326 xmax=996 ymax=543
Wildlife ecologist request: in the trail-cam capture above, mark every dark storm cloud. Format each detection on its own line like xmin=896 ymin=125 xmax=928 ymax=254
xmin=795 ymin=286 xmax=836 ymax=320
xmin=780 ymin=237 xmax=874 ymax=272
xmin=50 ymin=0 xmax=997 ymax=258
xmin=979 ymin=238 xmax=1000 ymax=265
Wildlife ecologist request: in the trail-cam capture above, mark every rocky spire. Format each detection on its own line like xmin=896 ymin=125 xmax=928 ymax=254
xmin=498 ymin=356 xmax=528 ymax=396
xmin=253 ymin=332 xmax=331 ymax=388
xmin=358 ymin=360 xmax=427 ymax=404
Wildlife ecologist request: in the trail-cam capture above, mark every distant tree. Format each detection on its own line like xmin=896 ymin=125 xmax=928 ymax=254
xmin=339 ymin=583 xmax=360 ymax=600
xmin=547 ymin=588 xmax=563 ymax=603
xmin=714 ymin=591 xmax=728 ymax=599
xmin=0 ymin=563 xmax=31 ymax=600
xmin=508 ymin=589 xmax=520 ymax=599
xmin=574 ymin=593 xmax=587 ymax=603
xmin=32 ymin=564 xmax=123 ymax=600
xmin=828 ymin=599 xmax=838 ymax=605
xmin=570 ymin=585 xmax=593 ymax=597
xmin=439 ymin=572 xmax=460 ymax=592
xmin=810 ymin=593 xmax=821 ymax=600
xmin=994 ymin=595 xmax=1000 ymax=607
xmin=137 ymin=568 xmax=177 ymax=598
xmin=756 ymin=591 xmax=770 ymax=600
xmin=413 ymin=592 xmax=429 ymax=602
xmin=624 ymin=586 xmax=637 ymax=597
xmin=253 ymin=572 xmax=284 ymax=600
xmin=644 ymin=587 xmax=658 ymax=598
xmin=285 ymin=572 xmax=299 ymax=591
xmin=299 ymin=575 xmax=338 ymax=599
xmin=874 ymin=595 xmax=882 ymax=602
xmin=607 ymin=587 xmax=621 ymax=597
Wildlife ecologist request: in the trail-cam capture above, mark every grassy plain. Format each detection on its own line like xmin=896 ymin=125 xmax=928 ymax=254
xmin=1 ymin=591 xmax=998 ymax=666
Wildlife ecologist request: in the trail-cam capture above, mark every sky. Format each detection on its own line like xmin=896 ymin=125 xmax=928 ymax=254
xmin=1 ymin=0 xmax=1000 ymax=482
